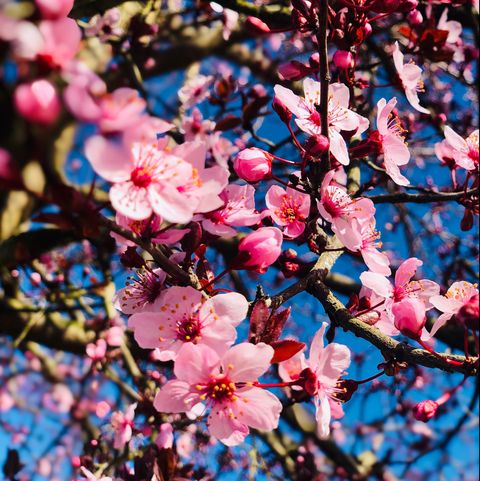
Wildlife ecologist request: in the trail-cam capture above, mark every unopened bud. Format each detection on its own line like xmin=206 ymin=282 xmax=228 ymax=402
xmin=407 ymin=9 xmax=423 ymax=25
xmin=245 ymin=16 xmax=270 ymax=34
xmin=333 ymin=50 xmax=354 ymax=69
xmin=413 ymin=400 xmax=438 ymax=422
xmin=304 ymin=135 xmax=330 ymax=157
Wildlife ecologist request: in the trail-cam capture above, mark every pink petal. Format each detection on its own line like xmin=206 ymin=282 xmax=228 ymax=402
xmin=308 ymin=322 xmax=327 ymax=371
xmin=153 ymin=380 xmax=196 ymax=413
xmin=110 ymin=182 xmax=153 ymax=220
xmin=444 ymin=125 xmax=468 ymax=152
xmin=329 ymin=129 xmax=350 ymax=166
xmin=383 ymin=134 xmax=410 ymax=166
xmin=273 ymin=84 xmax=310 ymax=119
xmin=128 ymin=312 xmax=176 ymax=349
xmin=429 ymin=295 xmax=461 ymax=314
xmin=174 ymin=343 xmax=221 ymax=384
xmin=361 ymin=248 xmax=391 ymax=276
xmin=148 ymin=183 xmax=196 ymax=223
xmin=427 ymin=312 xmax=453 ymax=338
xmin=383 ymin=160 xmax=410 ymax=186
xmin=360 ymin=271 xmax=392 ymax=298
xmin=316 ymin=342 xmax=351 ymax=387
xmin=405 ymin=88 xmax=430 ymax=115
xmin=207 ymin=405 xmax=249 ymax=446
xmin=315 ymin=392 xmax=332 ymax=438
xmin=395 ymin=257 xmax=422 ymax=288
xmin=222 ymin=343 xmax=274 ymax=382
xmin=84 ymin=136 xmax=131 ymax=182
xmin=202 ymin=292 xmax=249 ymax=326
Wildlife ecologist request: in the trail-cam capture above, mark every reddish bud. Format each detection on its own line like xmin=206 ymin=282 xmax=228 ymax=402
xmin=413 ymin=400 xmax=438 ymax=422
xmin=304 ymin=135 xmax=330 ymax=157
xmin=392 ymin=298 xmax=426 ymax=339
xmin=234 ymin=147 xmax=273 ymax=182
xmin=460 ymin=208 xmax=474 ymax=231
xmin=278 ymin=60 xmax=311 ymax=81
xmin=308 ymin=52 xmax=320 ymax=69
xmin=457 ymin=293 xmax=479 ymax=331
xmin=333 ymin=50 xmax=354 ymax=69
xmin=407 ymin=9 xmax=423 ymax=25
xmin=272 ymin=96 xmax=292 ymax=124
xmin=245 ymin=16 xmax=271 ymax=35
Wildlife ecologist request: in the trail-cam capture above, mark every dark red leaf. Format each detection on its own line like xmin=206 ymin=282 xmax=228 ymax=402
xmin=248 ymin=299 xmax=270 ymax=342
xmin=270 ymin=339 xmax=305 ymax=364
xmin=214 ymin=115 xmax=242 ymax=131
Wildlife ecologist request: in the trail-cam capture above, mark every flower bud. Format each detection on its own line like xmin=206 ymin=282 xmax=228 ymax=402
xmin=304 ymin=135 xmax=330 ymax=157
xmin=245 ymin=16 xmax=271 ymax=35
xmin=407 ymin=9 xmax=423 ymax=25
xmin=272 ymin=97 xmax=292 ymax=124
xmin=392 ymin=298 xmax=426 ymax=339
xmin=35 ymin=0 xmax=74 ymax=19
xmin=413 ymin=400 xmax=438 ymax=422
xmin=14 ymin=80 xmax=61 ymax=125
xmin=333 ymin=50 xmax=354 ymax=69
xmin=460 ymin=208 xmax=474 ymax=231
xmin=233 ymin=148 xmax=273 ymax=182
xmin=235 ymin=227 xmax=283 ymax=272
xmin=457 ymin=293 xmax=479 ymax=330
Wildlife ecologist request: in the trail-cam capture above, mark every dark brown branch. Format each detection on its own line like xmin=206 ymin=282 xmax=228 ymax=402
xmin=368 ymin=188 xmax=478 ymax=204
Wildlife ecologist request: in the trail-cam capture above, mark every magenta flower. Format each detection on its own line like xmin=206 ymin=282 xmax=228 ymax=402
xmin=438 ymin=126 xmax=479 ymax=171
xmin=392 ymin=41 xmax=430 ymax=114
xmin=198 ymin=184 xmax=262 ymax=238
xmin=111 ymin=403 xmax=136 ymax=450
xmin=113 ymin=268 xmax=166 ymax=314
xmin=233 ymin=147 xmax=273 ymax=182
xmin=266 ymin=184 xmax=311 ymax=238
xmin=85 ymin=139 xmax=227 ymax=223
xmin=278 ymin=322 xmax=351 ymax=437
xmin=154 ymin=342 xmax=282 ymax=446
xmin=128 ymin=286 xmax=248 ymax=361
xmin=274 ymin=80 xmax=369 ymax=165
xmin=317 ymin=170 xmax=376 ymax=250
xmin=429 ymin=281 xmax=479 ymax=337
xmin=236 ymin=227 xmax=283 ymax=272
xmin=376 ymin=97 xmax=411 ymax=186
xmin=360 ymin=257 xmax=439 ymax=336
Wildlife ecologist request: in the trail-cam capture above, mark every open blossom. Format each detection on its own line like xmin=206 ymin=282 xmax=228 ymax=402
xmin=429 ymin=281 xmax=479 ymax=337
xmin=197 ymin=184 xmax=262 ymax=238
xmin=376 ymin=97 xmax=411 ymax=186
xmin=278 ymin=322 xmax=351 ymax=437
xmin=236 ymin=227 xmax=283 ymax=272
xmin=154 ymin=343 xmax=282 ymax=446
xmin=436 ymin=126 xmax=479 ymax=171
xmin=360 ymin=257 xmax=439 ymax=336
xmin=85 ymin=139 xmax=227 ymax=223
xmin=178 ymin=75 xmax=213 ymax=109
xmin=317 ymin=170 xmax=376 ymax=250
xmin=392 ymin=41 xmax=430 ymax=114
xmin=113 ymin=268 xmax=166 ymax=314
xmin=128 ymin=286 xmax=248 ymax=361
xmin=266 ymin=184 xmax=310 ymax=238
xmin=274 ymin=79 xmax=369 ymax=165
xmin=111 ymin=403 xmax=136 ymax=450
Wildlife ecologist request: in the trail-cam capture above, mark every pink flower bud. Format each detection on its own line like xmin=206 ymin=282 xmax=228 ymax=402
xmin=308 ymin=53 xmax=320 ymax=69
xmin=236 ymin=227 xmax=283 ymax=272
xmin=333 ymin=50 xmax=354 ymax=69
xmin=272 ymin=97 xmax=292 ymax=123
xmin=14 ymin=80 xmax=61 ymax=125
xmin=245 ymin=16 xmax=271 ymax=35
xmin=407 ymin=9 xmax=423 ymax=25
xmin=457 ymin=293 xmax=479 ymax=330
xmin=35 ymin=0 xmax=74 ymax=19
xmin=304 ymin=135 xmax=330 ymax=157
xmin=234 ymin=148 xmax=273 ymax=182
xmin=413 ymin=400 xmax=438 ymax=422
xmin=392 ymin=298 xmax=426 ymax=339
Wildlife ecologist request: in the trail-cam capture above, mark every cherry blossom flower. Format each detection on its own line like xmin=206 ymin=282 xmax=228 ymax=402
xmin=392 ymin=298 xmax=427 ymax=339
xmin=113 ymin=268 xmax=166 ymax=314
xmin=274 ymin=79 xmax=369 ymax=165
xmin=317 ymin=170 xmax=376 ymax=250
xmin=360 ymin=257 xmax=439 ymax=335
xmin=85 ymin=139 xmax=227 ymax=223
xmin=111 ymin=403 xmax=136 ymax=450
xmin=437 ymin=126 xmax=479 ymax=171
xmin=156 ymin=423 xmax=174 ymax=449
xmin=84 ymin=8 xmax=122 ymax=41
xmin=128 ymin=286 xmax=248 ymax=361
xmin=376 ymin=97 xmax=411 ymax=186
xmin=429 ymin=281 xmax=479 ymax=337
xmin=278 ymin=322 xmax=351 ymax=437
xmin=197 ymin=184 xmax=262 ymax=238
xmin=14 ymin=80 xmax=61 ymax=125
xmin=392 ymin=41 xmax=430 ymax=114
xmin=154 ymin=342 xmax=282 ymax=446
xmin=236 ymin=227 xmax=283 ymax=272
xmin=265 ymin=184 xmax=311 ymax=238
xmin=178 ymin=75 xmax=213 ymax=109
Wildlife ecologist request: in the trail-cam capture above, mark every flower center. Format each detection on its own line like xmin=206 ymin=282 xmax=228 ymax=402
xmin=176 ymin=315 xmax=202 ymax=342
xmin=122 ymin=269 xmax=163 ymax=309
xmin=197 ymin=375 xmax=237 ymax=404
xmin=131 ymin=166 xmax=153 ymax=188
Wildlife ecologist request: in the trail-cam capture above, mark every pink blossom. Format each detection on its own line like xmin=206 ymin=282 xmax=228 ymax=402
xmin=413 ymin=400 xmax=438 ymax=422
xmin=156 ymin=423 xmax=174 ymax=449
xmin=265 ymin=184 xmax=311 ymax=238
xmin=274 ymin=79 xmax=369 ymax=165
xmin=178 ymin=75 xmax=213 ymax=109
xmin=37 ymin=18 xmax=81 ymax=68
xmin=278 ymin=323 xmax=351 ymax=437
xmin=154 ymin=343 xmax=282 ymax=446
xmin=437 ymin=9 xmax=462 ymax=44
xmin=376 ymin=97 xmax=411 ymax=186
xmin=438 ymin=126 xmax=479 ymax=171
xmin=95 ymin=401 xmax=111 ymax=418
xmin=84 ymin=9 xmax=122 ymax=41
xmin=360 ymin=257 xmax=439 ymax=335
xmin=128 ymin=286 xmax=248 ymax=361
xmin=333 ymin=50 xmax=354 ymax=69
xmin=111 ymin=403 xmax=136 ymax=450
xmin=35 ymin=0 xmax=74 ymax=19
xmin=391 ymin=298 xmax=427 ymax=338
xmin=14 ymin=80 xmax=61 ymax=125
xmin=85 ymin=139 xmax=227 ymax=223
xmin=317 ymin=170 xmax=376 ymax=250
xmin=197 ymin=184 xmax=262 ymax=238
xmin=222 ymin=9 xmax=239 ymax=40
xmin=43 ymin=384 xmax=75 ymax=413
xmin=105 ymin=326 xmax=124 ymax=347
xmin=0 ymin=389 xmax=14 ymax=412
xmin=233 ymin=148 xmax=273 ymax=182
xmin=236 ymin=227 xmax=283 ymax=272
xmin=429 ymin=281 xmax=479 ymax=337
xmin=392 ymin=41 xmax=430 ymax=114
xmin=113 ymin=268 xmax=166 ymax=314
xmin=86 ymin=339 xmax=107 ymax=361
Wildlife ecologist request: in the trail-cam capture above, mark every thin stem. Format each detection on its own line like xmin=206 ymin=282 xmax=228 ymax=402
xmin=353 ymin=370 xmax=385 ymax=385
xmin=271 ymin=174 xmax=308 ymax=193
xmin=417 ymin=339 xmax=464 ymax=367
